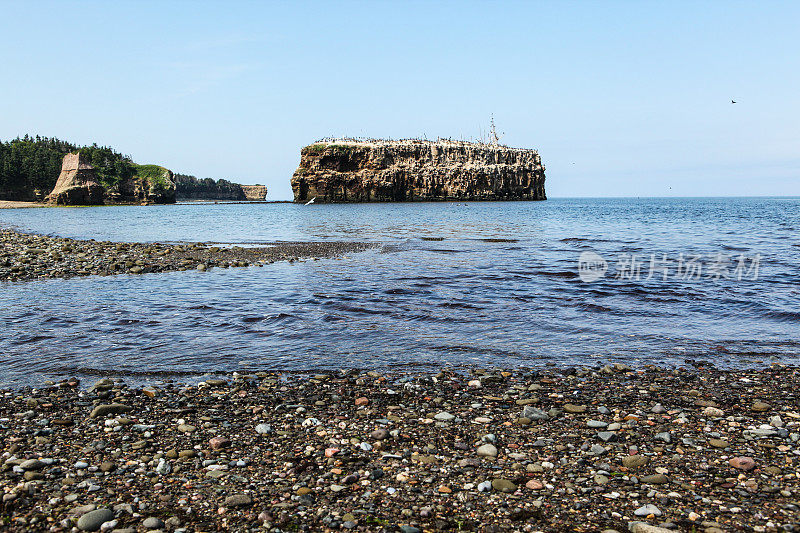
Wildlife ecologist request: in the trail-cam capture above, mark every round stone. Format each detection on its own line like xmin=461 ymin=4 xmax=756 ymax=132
xmin=142 ymin=517 xmax=164 ymax=529
xmin=20 ymin=459 xmax=44 ymax=470
xmin=640 ymin=474 xmax=669 ymax=484
xmin=751 ymin=401 xmax=771 ymax=412
xmin=77 ymin=509 xmax=115 ymax=532
xmin=702 ymin=406 xmax=724 ymax=417
xmin=224 ymin=493 xmax=253 ymax=507
xmin=729 ymin=456 xmax=756 ymax=471
xmin=634 ymin=504 xmax=662 ymax=517
xmin=477 ymin=444 xmax=498 ymax=457
xmin=371 ymin=428 xmax=389 ymax=440
xmin=491 ymin=479 xmax=517 ymax=493
xmin=622 ymin=455 xmax=649 ymax=469
xmin=525 ymin=479 xmax=544 ymax=490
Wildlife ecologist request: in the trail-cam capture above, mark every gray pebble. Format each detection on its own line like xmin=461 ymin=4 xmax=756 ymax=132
xmin=76 ymin=509 xmax=115 ymax=531
xmin=142 ymin=516 xmax=164 ymax=529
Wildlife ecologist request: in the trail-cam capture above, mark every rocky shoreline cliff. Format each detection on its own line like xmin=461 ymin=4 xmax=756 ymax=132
xmin=46 ymin=153 xmax=175 ymax=205
xmin=241 ymin=185 xmax=267 ymax=200
xmin=291 ymin=139 xmax=545 ymax=203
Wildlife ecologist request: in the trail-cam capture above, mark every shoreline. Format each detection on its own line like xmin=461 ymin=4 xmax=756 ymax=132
xmin=0 ymin=364 xmax=797 ymax=532
xmin=0 ymin=229 xmax=374 ymax=282
xmin=0 ymin=201 xmax=44 ymax=209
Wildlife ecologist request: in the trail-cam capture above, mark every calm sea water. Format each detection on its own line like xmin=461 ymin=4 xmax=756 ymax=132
xmin=1 ymin=198 xmax=798 ymax=388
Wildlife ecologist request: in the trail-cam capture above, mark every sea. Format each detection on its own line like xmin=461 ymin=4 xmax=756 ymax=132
xmin=1 ymin=197 xmax=798 ymax=388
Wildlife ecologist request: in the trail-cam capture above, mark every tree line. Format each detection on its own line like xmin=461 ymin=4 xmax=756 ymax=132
xmin=173 ymin=174 xmax=247 ymax=200
xmin=0 ymin=135 xmax=136 ymax=201
xmin=0 ymin=135 xmax=247 ymax=202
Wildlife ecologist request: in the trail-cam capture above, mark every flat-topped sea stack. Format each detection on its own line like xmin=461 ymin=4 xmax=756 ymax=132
xmin=241 ymin=184 xmax=268 ymax=200
xmin=46 ymin=153 xmax=105 ymax=205
xmin=291 ymin=139 xmax=546 ymax=203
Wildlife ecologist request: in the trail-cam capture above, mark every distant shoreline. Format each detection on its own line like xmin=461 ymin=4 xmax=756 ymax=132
xmin=4 ymin=197 xmax=799 ymax=209
xmin=0 ymin=200 xmax=45 ymax=209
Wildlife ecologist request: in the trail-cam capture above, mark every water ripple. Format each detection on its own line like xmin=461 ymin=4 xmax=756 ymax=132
xmin=1 ymin=198 xmax=798 ymax=387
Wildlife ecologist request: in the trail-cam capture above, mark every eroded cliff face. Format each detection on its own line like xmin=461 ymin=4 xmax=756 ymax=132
xmin=46 ymin=154 xmax=175 ymax=206
xmin=241 ymin=185 xmax=267 ymax=201
xmin=106 ymin=165 xmax=176 ymax=205
xmin=46 ymin=153 xmax=104 ymax=205
xmin=291 ymin=140 xmax=545 ymax=203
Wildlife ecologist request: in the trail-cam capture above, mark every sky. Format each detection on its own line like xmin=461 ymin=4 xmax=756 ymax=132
xmin=1 ymin=1 xmax=798 ymax=199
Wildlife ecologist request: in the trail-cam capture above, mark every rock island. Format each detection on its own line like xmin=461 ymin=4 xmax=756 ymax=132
xmin=291 ymin=138 xmax=546 ymax=203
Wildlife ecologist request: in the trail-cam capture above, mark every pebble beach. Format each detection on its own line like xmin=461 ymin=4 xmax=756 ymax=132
xmin=4 ymin=3 xmax=799 ymax=532
xmin=1 ymin=364 xmax=798 ymax=532
xmin=0 ymin=229 xmax=373 ymax=282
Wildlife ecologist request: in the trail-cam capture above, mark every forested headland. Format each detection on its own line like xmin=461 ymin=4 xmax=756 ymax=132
xmin=0 ymin=136 xmax=137 ymax=201
xmin=0 ymin=136 xmax=260 ymax=202
xmin=173 ymin=174 xmax=247 ymax=201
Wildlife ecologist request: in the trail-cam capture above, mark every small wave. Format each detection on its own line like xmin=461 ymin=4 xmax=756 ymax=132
xmin=426 ymin=248 xmax=466 ymax=254
xmin=42 ymin=316 xmax=76 ymax=325
xmin=537 ymin=270 xmax=579 ymax=279
xmin=11 ymin=334 xmax=55 ymax=345
xmin=112 ymin=319 xmax=142 ymax=326
xmin=720 ymin=244 xmax=750 ymax=252
xmin=559 ymin=237 xmax=636 ymax=244
xmin=384 ymin=288 xmax=418 ymax=295
xmin=579 ymin=303 xmax=614 ymax=313
xmin=49 ymin=366 xmax=205 ymax=377
xmin=428 ymin=344 xmax=526 ymax=358
xmin=480 ymin=238 xmax=519 ymax=243
xmin=241 ymin=314 xmax=298 ymax=323
xmin=764 ymin=310 xmax=800 ymax=322
xmin=438 ymin=302 xmax=485 ymax=310
xmin=420 ymin=237 xmax=445 ymax=241
xmin=327 ymin=303 xmax=387 ymax=315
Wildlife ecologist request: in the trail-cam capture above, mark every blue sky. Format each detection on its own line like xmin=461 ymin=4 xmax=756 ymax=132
xmin=1 ymin=1 xmax=798 ymax=199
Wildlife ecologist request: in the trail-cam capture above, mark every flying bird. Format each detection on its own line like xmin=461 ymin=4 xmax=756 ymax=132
xmin=305 ymin=197 xmax=316 ymax=205
xmin=731 ymin=99 xmax=737 ymax=104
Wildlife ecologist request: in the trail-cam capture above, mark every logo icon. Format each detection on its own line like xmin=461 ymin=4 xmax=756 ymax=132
xmin=578 ymin=251 xmax=608 ymax=282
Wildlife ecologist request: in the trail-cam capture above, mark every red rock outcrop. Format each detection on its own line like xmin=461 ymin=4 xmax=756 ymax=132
xmin=46 ymin=153 xmax=105 ymax=205
xmin=291 ymin=139 xmax=546 ymax=203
